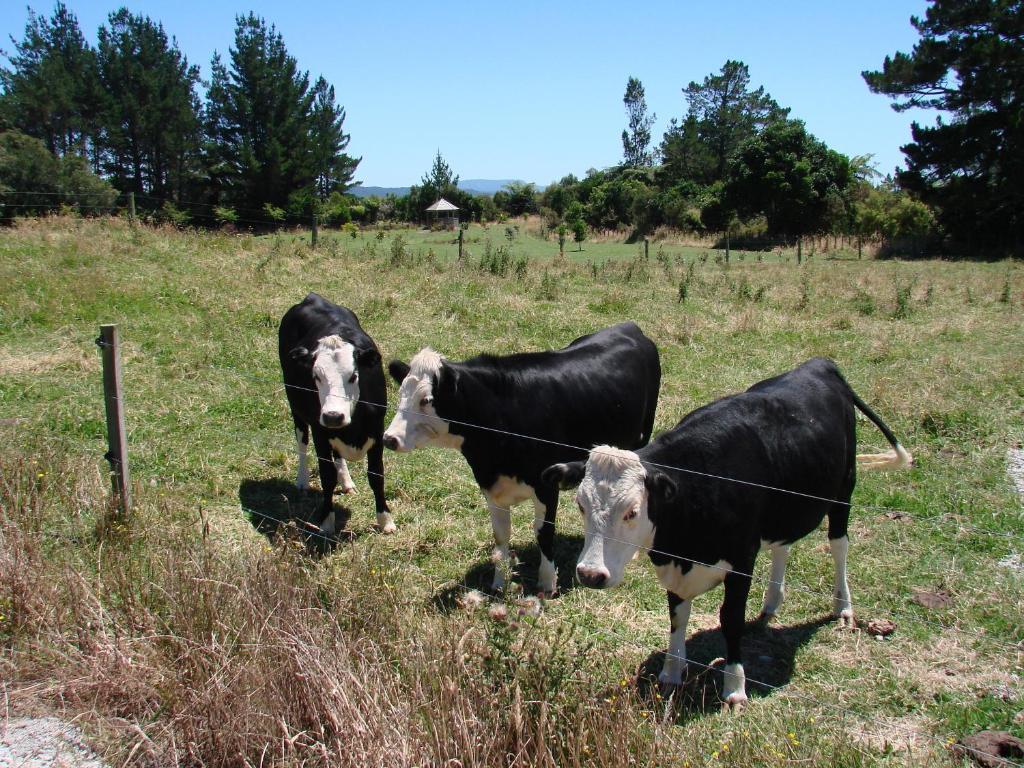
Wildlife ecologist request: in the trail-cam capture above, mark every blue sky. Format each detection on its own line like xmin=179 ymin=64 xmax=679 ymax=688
xmin=1 ymin=1 xmax=933 ymax=188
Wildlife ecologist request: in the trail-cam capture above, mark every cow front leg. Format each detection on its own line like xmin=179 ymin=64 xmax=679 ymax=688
xmin=760 ymin=544 xmax=790 ymax=619
xmin=720 ymin=571 xmax=752 ymax=710
xmin=532 ymin=488 xmax=559 ymax=596
xmin=829 ymin=535 xmax=854 ymax=627
xmin=294 ymin=422 xmax=310 ymax=491
xmin=659 ymin=592 xmax=691 ymax=686
xmin=333 ymin=453 xmax=357 ymax=495
xmin=366 ymin=440 xmax=395 ymax=533
xmin=312 ymin=433 xmax=345 ymax=538
xmin=487 ymin=499 xmax=513 ymax=593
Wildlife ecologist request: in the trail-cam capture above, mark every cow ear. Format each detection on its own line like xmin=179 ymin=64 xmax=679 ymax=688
xmin=437 ymin=366 xmax=459 ymax=397
xmin=644 ymin=470 xmax=677 ymax=504
xmin=541 ymin=461 xmax=586 ymax=490
xmin=388 ymin=359 xmax=410 ymax=383
xmin=290 ymin=346 xmax=312 ymax=364
xmin=357 ymin=346 xmax=381 ymax=369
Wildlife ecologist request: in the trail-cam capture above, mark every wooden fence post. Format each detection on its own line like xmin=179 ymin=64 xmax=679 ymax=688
xmin=128 ymin=191 xmax=136 ymax=222
xmin=458 ymin=227 xmax=464 ymax=260
xmin=311 ymin=213 xmax=319 ymax=249
xmin=97 ymin=324 xmax=131 ymax=516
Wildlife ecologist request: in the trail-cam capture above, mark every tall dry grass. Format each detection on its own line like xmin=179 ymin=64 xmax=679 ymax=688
xmin=1 ymin=449 xmax=670 ymax=767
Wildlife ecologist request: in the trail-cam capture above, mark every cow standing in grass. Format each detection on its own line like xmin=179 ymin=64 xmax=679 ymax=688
xmin=278 ymin=293 xmax=394 ymax=537
xmin=542 ymin=357 xmax=912 ymax=707
xmin=383 ymin=322 xmax=661 ymax=595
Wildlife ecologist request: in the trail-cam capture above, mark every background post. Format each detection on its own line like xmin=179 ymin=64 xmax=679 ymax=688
xmin=97 ymin=324 xmax=131 ymax=516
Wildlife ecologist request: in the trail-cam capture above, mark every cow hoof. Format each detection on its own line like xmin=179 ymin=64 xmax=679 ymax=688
xmin=756 ymin=609 xmax=778 ymax=624
xmin=721 ymin=693 xmax=747 ymax=713
xmin=376 ymin=514 xmax=397 ymax=534
xmin=835 ymin=609 xmax=856 ymax=629
xmin=341 ymin=484 xmax=357 ymax=495
xmin=535 ymin=588 xmax=557 ymax=600
xmin=658 ymin=666 xmax=686 ymax=688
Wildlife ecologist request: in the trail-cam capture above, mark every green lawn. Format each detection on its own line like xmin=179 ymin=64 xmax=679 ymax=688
xmin=1 ymin=215 xmax=1021 ymax=766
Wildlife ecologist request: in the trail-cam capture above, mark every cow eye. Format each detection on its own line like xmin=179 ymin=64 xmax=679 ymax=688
xmin=624 ymin=507 xmax=639 ymax=522
xmin=420 ymin=396 xmax=433 ymax=408
xmin=349 ymin=373 xmax=357 ymax=384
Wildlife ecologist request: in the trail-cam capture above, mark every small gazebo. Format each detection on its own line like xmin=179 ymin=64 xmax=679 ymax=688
xmin=425 ymin=197 xmax=459 ymax=230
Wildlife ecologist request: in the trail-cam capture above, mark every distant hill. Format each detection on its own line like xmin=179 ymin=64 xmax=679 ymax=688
xmin=349 ymin=179 xmax=537 ymax=199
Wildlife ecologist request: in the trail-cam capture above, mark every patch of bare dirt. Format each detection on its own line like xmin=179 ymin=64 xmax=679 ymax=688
xmin=0 ymin=717 xmax=108 ymax=768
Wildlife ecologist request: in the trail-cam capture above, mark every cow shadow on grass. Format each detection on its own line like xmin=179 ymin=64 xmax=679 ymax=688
xmin=432 ymin=533 xmax=586 ymax=612
xmin=633 ymin=614 xmax=835 ymax=724
xmin=238 ymin=477 xmax=356 ymax=555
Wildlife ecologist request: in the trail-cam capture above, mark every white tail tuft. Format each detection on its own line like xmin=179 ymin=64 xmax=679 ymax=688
xmin=857 ymin=443 xmax=913 ymax=471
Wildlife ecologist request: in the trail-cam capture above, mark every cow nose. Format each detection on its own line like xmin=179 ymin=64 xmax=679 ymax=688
xmin=576 ymin=564 xmax=609 ymax=589
xmin=322 ymin=412 xmax=345 ymax=428
xmin=383 ymin=434 xmax=399 ymax=451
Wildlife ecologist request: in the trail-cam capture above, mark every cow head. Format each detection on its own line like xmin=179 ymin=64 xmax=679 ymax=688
xmin=383 ymin=347 xmax=462 ymax=452
xmin=542 ymin=446 xmax=676 ymax=588
xmin=290 ymin=334 xmax=379 ymax=429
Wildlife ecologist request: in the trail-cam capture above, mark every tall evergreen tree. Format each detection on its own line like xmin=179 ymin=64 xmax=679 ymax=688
xmin=863 ymin=0 xmax=1024 ymax=255
xmin=622 ymin=76 xmax=655 ymax=167
xmin=96 ymin=9 xmax=201 ymax=201
xmin=200 ymin=15 xmax=309 ymax=219
xmin=308 ymin=76 xmax=359 ymax=201
xmin=681 ymin=60 xmax=789 ymax=181
xmin=0 ymin=3 xmax=100 ymax=159
xmin=420 ymin=150 xmax=459 ymax=200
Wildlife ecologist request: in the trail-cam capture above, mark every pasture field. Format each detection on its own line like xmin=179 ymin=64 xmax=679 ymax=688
xmin=1 ymin=215 xmax=1022 ymax=767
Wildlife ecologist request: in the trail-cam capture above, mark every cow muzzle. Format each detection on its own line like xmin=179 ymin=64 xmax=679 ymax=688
xmin=321 ymin=412 xmax=348 ymax=428
xmin=576 ymin=564 xmax=610 ymax=589
xmin=382 ymin=433 xmax=402 ymax=452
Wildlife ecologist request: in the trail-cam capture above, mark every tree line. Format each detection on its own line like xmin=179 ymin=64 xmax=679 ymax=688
xmin=2 ymin=0 xmax=1019 ymax=256
xmin=1 ymin=3 xmax=355 ymax=226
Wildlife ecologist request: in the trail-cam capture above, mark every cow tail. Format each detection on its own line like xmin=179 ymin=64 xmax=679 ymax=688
xmin=851 ymin=390 xmax=913 ymax=471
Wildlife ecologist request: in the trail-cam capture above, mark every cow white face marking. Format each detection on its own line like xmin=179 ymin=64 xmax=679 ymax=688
xmin=312 ymin=335 xmax=359 ymax=429
xmin=574 ymin=446 xmax=655 ymax=588
xmin=384 ymin=348 xmax=463 ymax=452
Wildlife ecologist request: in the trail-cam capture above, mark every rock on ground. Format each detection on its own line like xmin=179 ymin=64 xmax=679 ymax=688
xmin=0 ymin=717 xmax=107 ymax=768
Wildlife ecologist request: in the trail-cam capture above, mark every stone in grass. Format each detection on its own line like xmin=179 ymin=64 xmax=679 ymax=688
xmin=911 ymin=587 xmax=954 ymax=610
xmin=951 ymin=730 xmax=1024 ymax=768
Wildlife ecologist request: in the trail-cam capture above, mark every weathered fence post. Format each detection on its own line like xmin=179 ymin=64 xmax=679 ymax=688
xmin=127 ymin=191 xmax=136 ymax=222
xmin=458 ymin=227 xmax=464 ymax=260
xmin=644 ymin=238 xmax=649 ymax=260
xmin=311 ymin=212 xmax=319 ymax=249
xmin=725 ymin=230 xmax=730 ymax=264
xmin=97 ymin=324 xmax=131 ymax=516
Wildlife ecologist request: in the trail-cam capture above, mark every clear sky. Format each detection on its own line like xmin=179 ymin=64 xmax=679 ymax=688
xmin=1 ymin=0 xmax=934 ymax=188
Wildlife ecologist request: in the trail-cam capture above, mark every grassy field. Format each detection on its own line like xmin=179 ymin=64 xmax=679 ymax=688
xmin=1 ymin=215 xmax=1022 ymax=767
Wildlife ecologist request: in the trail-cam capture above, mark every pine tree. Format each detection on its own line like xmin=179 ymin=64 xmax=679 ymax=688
xmin=681 ymin=60 xmax=789 ymax=181
xmin=204 ymin=14 xmax=312 ymax=218
xmin=863 ymin=0 xmax=1024 ymax=255
xmin=0 ymin=2 xmax=100 ymax=159
xmin=96 ymin=9 xmax=201 ymax=201
xmin=622 ymin=77 xmax=655 ymax=167
xmin=308 ymin=77 xmax=359 ymax=201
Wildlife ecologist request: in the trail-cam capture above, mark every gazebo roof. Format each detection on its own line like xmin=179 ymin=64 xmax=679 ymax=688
xmin=425 ymin=197 xmax=459 ymax=212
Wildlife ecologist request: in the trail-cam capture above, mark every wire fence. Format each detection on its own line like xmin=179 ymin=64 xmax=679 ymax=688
xmin=10 ymin=331 xmax=1021 ymax=766
xmin=88 ymin=337 xmax=1024 ymax=652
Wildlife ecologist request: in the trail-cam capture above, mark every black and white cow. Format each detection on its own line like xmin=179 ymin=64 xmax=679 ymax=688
xmin=383 ymin=322 xmax=661 ymax=595
xmin=542 ymin=357 xmax=911 ymax=707
xmin=278 ymin=292 xmax=394 ymax=537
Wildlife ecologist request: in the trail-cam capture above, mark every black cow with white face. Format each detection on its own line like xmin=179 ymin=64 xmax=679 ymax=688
xmin=383 ymin=322 xmax=661 ymax=595
xmin=278 ymin=293 xmax=394 ymax=537
xmin=543 ymin=357 xmax=912 ymax=707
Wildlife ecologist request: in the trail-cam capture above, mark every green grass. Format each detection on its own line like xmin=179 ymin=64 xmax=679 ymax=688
xmin=1 ymin=214 xmax=1022 ymax=766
